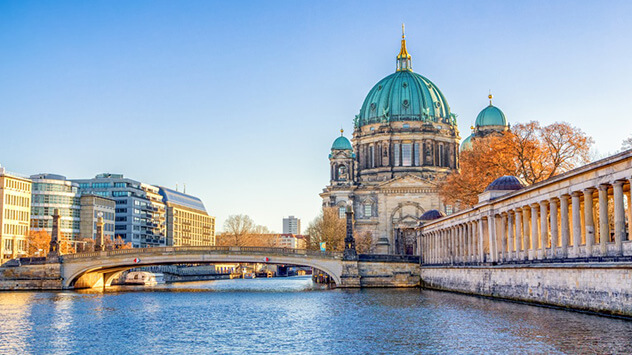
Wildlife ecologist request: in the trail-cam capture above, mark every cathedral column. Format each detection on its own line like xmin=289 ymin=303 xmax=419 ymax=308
xmin=560 ymin=195 xmax=570 ymax=258
xmin=550 ymin=198 xmax=559 ymax=258
xmin=515 ymin=208 xmax=523 ymax=260
xmin=469 ymin=222 xmax=475 ymax=262
xmin=613 ymin=180 xmax=625 ymax=256
xmin=539 ymin=201 xmax=548 ymax=259
xmin=598 ymin=185 xmax=610 ymax=256
xmin=583 ymin=188 xmax=596 ymax=257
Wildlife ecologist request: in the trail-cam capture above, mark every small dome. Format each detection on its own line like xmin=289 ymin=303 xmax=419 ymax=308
xmin=460 ymin=134 xmax=473 ymax=151
xmin=331 ymin=135 xmax=353 ymax=151
xmin=420 ymin=209 xmax=445 ymax=221
xmin=475 ymin=104 xmax=507 ymax=127
xmin=485 ymin=175 xmax=525 ymax=191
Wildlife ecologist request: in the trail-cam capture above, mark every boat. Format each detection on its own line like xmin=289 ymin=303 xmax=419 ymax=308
xmin=243 ymin=272 xmax=256 ymax=279
xmin=125 ymin=271 xmax=165 ymax=286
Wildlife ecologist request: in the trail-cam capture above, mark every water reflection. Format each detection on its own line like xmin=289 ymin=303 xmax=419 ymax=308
xmin=0 ymin=276 xmax=631 ymax=354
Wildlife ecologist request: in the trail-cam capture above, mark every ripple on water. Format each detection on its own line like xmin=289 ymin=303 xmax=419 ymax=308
xmin=0 ymin=276 xmax=631 ymax=354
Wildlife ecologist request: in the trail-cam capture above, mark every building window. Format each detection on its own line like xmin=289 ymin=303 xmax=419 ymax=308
xmin=339 ymin=207 xmax=346 ymax=219
xmin=414 ymin=143 xmax=420 ymax=166
xmin=364 ymin=203 xmax=372 ymax=217
xmin=393 ymin=143 xmax=400 ymax=166
xmin=369 ymin=146 xmax=374 ymax=168
xmin=402 ymin=143 xmax=412 ymax=166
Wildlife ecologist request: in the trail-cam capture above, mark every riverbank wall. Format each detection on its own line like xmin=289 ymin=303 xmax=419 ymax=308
xmin=0 ymin=264 xmax=62 ymax=290
xmin=420 ymin=263 xmax=632 ymax=317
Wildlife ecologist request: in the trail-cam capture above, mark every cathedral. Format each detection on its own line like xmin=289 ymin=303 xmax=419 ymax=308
xmin=320 ymin=27 xmax=509 ymax=255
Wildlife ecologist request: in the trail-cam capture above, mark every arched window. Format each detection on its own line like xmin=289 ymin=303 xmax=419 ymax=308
xmin=337 ymin=165 xmax=347 ymax=180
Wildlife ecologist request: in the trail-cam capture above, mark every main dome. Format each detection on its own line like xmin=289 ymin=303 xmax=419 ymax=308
xmin=355 ymin=71 xmax=453 ymax=128
xmin=354 ymin=28 xmax=454 ymax=129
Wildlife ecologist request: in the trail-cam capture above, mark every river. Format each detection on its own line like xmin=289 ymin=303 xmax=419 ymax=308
xmin=0 ymin=276 xmax=631 ymax=354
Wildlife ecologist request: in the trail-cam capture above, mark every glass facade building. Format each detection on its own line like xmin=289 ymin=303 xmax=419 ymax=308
xmin=30 ymin=174 xmax=81 ymax=241
xmin=73 ymin=174 xmax=166 ymax=248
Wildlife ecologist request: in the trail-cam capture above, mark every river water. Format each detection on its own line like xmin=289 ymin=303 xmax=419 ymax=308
xmin=1 ymin=276 xmax=631 ymax=354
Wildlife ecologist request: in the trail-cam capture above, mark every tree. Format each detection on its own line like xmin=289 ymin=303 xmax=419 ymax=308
xmin=622 ymin=135 xmax=632 ymax=151
xmin=26 ymin=230 xmax=50 ymax=257
xmin=305 ymin=207 xmax=346 ymax=252
xmin=220 ymin=214 xmax=255 ymax=247
xmin=440 ymin=121 xmax=593 ymax=208
xmin=354 ymin=231 xmax=374 ymax=254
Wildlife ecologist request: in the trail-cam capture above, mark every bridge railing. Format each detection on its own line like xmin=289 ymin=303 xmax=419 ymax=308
xmin=61 ymin=246 xmax=343 ymax=261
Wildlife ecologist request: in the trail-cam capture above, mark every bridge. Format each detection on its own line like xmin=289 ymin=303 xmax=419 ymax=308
xmin=0 ymin=246 xmax=420 ymax=289
xmin=62 ymin=246 xmax=345 ymax=288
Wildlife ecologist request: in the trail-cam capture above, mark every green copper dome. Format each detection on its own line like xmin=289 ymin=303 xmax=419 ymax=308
xmin=331 ymin=135 xmax=353 ymax=151
xmin=475 ymin=104 xmax=507 ymax=127
xmin=460 ymin=134 xmax=473 ymax=151
xmin=355 ymin=70 xmax=454 ymax=128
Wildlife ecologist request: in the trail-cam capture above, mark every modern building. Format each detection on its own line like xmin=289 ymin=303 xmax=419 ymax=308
xmin=79 ymin=194 xmax=116 ymax=241
xmin=282 ymin=216 xmax=301 ymax=235
xmin=321 ymin=28 xmax=461 ymax=255
xmin=157 ymin=186 xmax=215 ymax=247
xmin=0 ymin=165 xmax=31 ymax=262
xmin=73 ymin=174 xmax=166 ymax=248
xmin=30 ymin=174 xmax=81 ymax=243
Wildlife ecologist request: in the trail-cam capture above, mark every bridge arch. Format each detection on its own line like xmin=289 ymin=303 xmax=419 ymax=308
xmin=61 ymin=247 xmax=343 ymax=289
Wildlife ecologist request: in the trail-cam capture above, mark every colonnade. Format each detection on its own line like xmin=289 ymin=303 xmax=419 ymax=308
xmin=420 ymin=178 xmax=632 ymax=265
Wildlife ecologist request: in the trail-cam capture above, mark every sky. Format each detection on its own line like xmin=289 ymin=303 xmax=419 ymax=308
xmin=1 ymin=1 xmax=631 ymax=232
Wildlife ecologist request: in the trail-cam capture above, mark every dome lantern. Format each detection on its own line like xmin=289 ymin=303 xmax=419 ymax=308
xmin=396 ymin=23 xmax=412 ymax=72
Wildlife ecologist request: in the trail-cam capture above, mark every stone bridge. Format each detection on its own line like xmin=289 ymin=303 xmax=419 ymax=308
xmin=62 ymin=246 xmax=346 ymax=288
xmin=0 ymin=246 xmax=420 ymax=290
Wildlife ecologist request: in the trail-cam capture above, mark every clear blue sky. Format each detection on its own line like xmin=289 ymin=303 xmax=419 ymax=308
xmin=1 ymin=1 xmax=631 ymax=232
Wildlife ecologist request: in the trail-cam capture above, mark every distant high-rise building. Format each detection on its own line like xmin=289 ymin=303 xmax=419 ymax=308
xmin=30 ymin=174 xmax=81 ymax=242
xmin=158 ymin=187 xmax=215 ymax=247
xmin=282 ymin=216 xmax=301 ymax=235
xmin=73 ymin=174 xmax=166 ymax=248
xmin=0 ymin=165 xmax=31 ymax=262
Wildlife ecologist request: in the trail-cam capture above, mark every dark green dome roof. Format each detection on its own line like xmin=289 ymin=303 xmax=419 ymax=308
xmin=460 ymin=134 xmax=473 ymax=151
xmin=355 ymin=70 xmax=454 ymax=128
xmin=331 ymin=135 xmax=353 ymax=151
xmin=475 ymin=104 xmax=507 ymax=127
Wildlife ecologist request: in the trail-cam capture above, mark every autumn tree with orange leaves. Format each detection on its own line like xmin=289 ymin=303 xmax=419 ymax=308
xmin=440 ymin=121 xmax=593 ymax=208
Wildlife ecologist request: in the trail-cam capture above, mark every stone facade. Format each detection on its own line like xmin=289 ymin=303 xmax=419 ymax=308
xmin=421 ymin=264 xmax=632 ymax=317
xmin=321 ymin=32 xmax=460 ymax=255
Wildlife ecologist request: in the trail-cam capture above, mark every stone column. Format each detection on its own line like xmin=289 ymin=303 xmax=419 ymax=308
xmin=598 ymin=185 xmax=609 ymax=256
xmin=530 ymin=204 xmax=539 ymax=260
xmin=469 ymin=222 xmax=475 ymax=262
xmin=515 ymin=208 xmax=523 ymax=259
xmin=549 ymin=199 xmax=559 ymax=258
xmin=583 ymin=188 xmax=596 ymax=257
xmin=489 ymin=215 xmax=498 ymax=262
xmin=613 ymin=180 xmax=625 ymax=256
xmin=500 ymin=214 xmax=507 ymax=262
xmin=478 ymin=218 xmax=485 ymax=262
xmin=571 ymin=191 xmax=582 ymax=257
xmin=560 ymin=195 xmax=570 ymax=258
xmin=539 ymin=201 xmax=548 ymax=259
xmin=522 ymin=207 xmax=530 ymax=260
xmin=95 ymin=216 xmax=105 ymax=252
xmin=507 ymin=212 xmax=515 ymax=261
xmin=628 ymin=179 xmax=632 ymax=245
